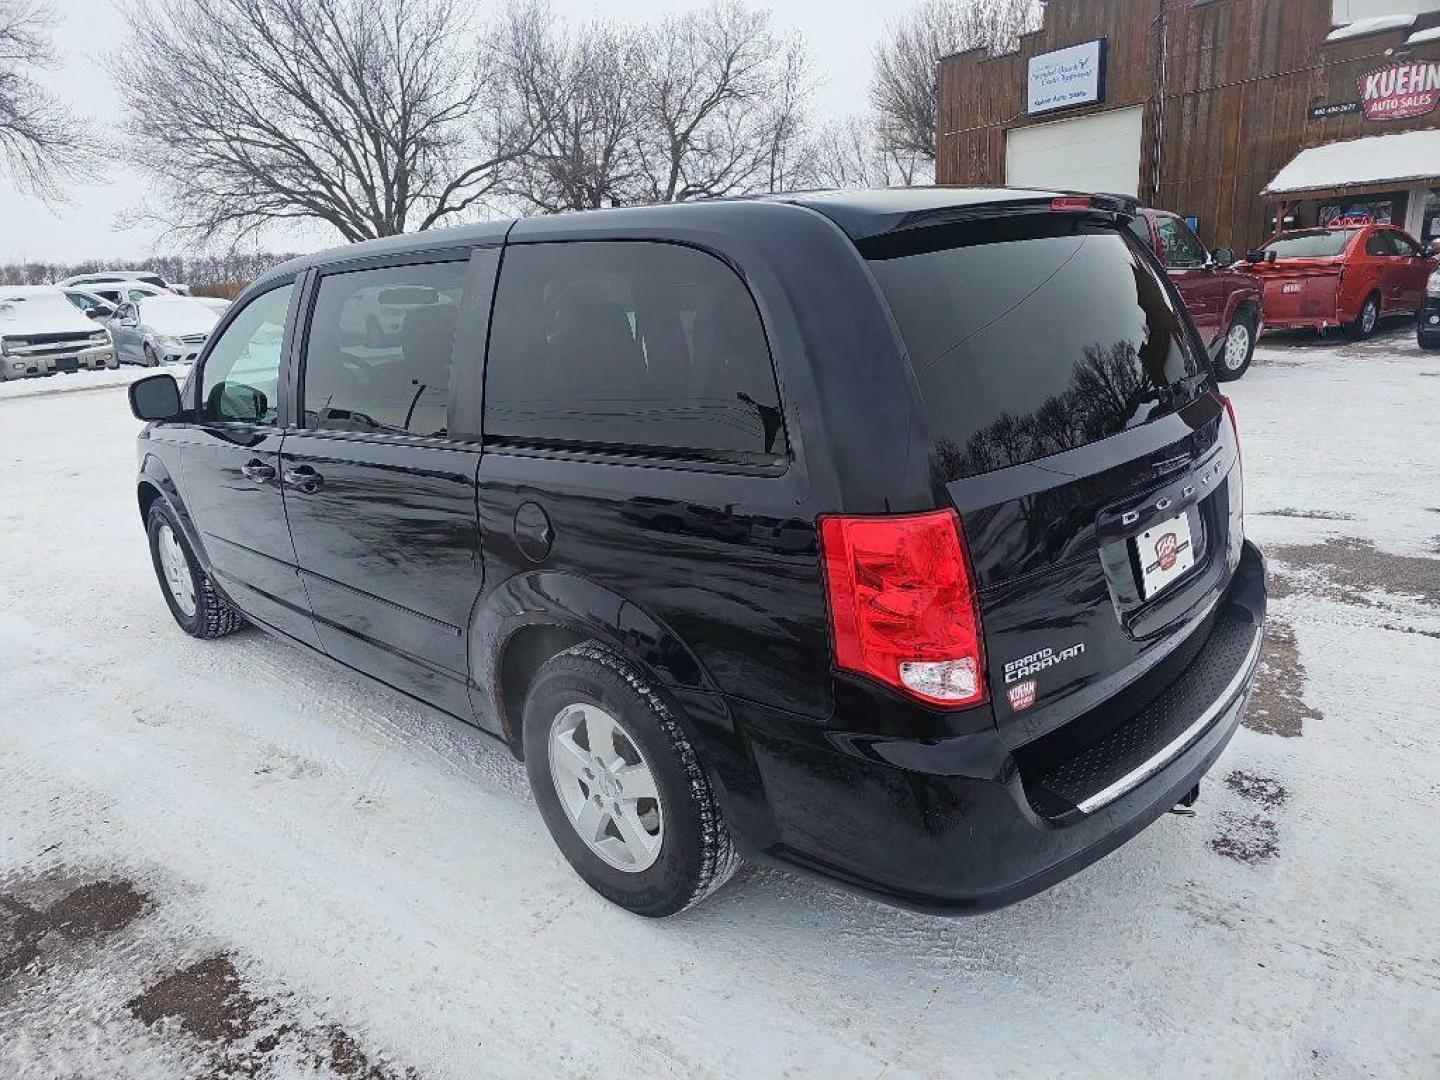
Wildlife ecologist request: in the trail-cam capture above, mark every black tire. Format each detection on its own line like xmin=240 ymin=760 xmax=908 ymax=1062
xmin=1215 ymin=307 xmax=1257 ymax=381
xmin=143 ymin=343 xmax=158 ymax=367
xmin=1419 ymin=328 xmax=1440 ymax=351
xmin=146 ymin=500 xmax=246 ymax=639
xmin=1344 ymin=293 xmax=1381 ymax=340
xmin=522 ymin=642 xmax=738 ymax=917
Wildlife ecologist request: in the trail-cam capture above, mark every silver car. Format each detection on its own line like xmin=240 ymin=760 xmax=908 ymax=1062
xmin=60 ymin=270 xmax=191 ymax=296
xmin=108 ymin=295 xmax=221 ymax=366
xmin=0 ymin=286 xmax=116 ymax=379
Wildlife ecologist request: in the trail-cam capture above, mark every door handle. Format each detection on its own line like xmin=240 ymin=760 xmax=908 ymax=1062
xmin=283 ymin=464 xmax=324 ymax=494
xmin=239 ymin=460 xmax=275 ymax=482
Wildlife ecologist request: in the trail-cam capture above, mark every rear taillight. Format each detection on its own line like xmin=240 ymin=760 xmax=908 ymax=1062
xmin=1220 ymin=393 xmax=1240 ymax=462
xmin=817 ymin=510 xmax=987 ymax=707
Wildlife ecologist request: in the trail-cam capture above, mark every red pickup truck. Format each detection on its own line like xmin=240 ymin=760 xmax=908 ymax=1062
xmin=1247 ymin=219 xmax=1438 ymax=339
xmin=1128 ymin=209 xmax=1264 ymax=380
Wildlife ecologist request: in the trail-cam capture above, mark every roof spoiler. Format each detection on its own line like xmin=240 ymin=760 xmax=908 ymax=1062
xmin=878 ymin=191 xmax=1141 ymax=238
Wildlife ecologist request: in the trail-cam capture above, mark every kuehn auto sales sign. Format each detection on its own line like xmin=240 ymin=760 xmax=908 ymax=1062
xmin=1360 ymin=61 xmax=1440 ymax=121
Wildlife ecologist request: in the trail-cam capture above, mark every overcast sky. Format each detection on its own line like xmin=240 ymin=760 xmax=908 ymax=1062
xmin=0 ymin=0 xmax=917 ymax=263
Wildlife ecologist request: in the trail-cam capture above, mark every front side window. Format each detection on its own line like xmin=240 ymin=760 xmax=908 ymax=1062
xmin=1390 ymin=232 xmax=1419 ymax=257
xmin=200 ymin=284 xmax=293 ymax=424
xmin=301 ymin=261 xmax=467 ymax=437
xmin=485 ymin=241 xmax=786 ymax=459
xmin=1365 ymin=232 xmax=1396 ymax=256
xmin=1155 ymin=217 xmax=1208 ymax=269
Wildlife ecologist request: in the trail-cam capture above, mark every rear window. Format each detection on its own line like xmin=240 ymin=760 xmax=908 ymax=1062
xmin=1263 ymin=230 xmax=1357 ymax=259
xmin=864 ymin=218 xmax=1201 ymax=480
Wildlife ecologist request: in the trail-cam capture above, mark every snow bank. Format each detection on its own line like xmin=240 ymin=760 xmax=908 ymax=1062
xmin=0 ymin=364 xmax=190 ymax=403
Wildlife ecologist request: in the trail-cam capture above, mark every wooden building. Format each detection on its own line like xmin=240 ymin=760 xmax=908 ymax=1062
xmin=936 ymin=0 xmax=1440 ymax=251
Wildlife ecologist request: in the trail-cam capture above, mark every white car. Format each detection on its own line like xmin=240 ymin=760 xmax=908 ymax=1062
xmin=83 ymin=280 xmax=171 ymax=308
xmin=0 ymin=286 xmax=116 ymax=379
xmin=108 ymin=295 xmax=221 ymax=366
xmin=60 ymin=270 xmax=190 ymax=296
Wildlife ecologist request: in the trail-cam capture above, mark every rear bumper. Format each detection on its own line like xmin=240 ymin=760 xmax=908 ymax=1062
xmin=1262 ymin=314 xmax=1341 ymax=331
xmin=724 ymin=540 xmax=1267 ymax=914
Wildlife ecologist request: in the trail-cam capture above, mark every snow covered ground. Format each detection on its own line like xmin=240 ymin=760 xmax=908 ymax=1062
xmin=2 ymin=327 xmax=1438 ymax=1079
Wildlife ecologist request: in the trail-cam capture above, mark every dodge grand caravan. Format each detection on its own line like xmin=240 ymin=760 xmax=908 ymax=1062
xmin=128 ymin=188 xmax=1267 ymax=917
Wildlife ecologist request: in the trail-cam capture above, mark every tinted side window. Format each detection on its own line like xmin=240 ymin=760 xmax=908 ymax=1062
xmin=1155 ymin=217 xmax=1207 ymax=269
xmin=1390 ymin=232 xmax=1419 ymax=257
xmin=200 ymin=284 xmax=293 ymax=424
xmin=302 ymin=261 xmax=467 ymax=437
xmin=485 ymin=242 xmax=786 ymax=459
xmin=1366 ymin=231 xmax=1396 ymax=256
xmin=1126 ymin=217 xmax=1153 ymax=249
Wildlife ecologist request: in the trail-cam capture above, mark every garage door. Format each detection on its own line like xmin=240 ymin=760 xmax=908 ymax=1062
xmin=1006 ymin=106 xmax=1144 ymax=197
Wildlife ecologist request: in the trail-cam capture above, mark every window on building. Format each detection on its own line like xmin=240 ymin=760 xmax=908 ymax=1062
xmin=1423 ymin=190 xmax=1440 ymax=243
xmin=484 ymin=242 xmax=786 ymax=459
xmin=1155 ymin=216 xmax=1209 ymax=269
xmin=301 ymin=261 xmax=468 ymax=438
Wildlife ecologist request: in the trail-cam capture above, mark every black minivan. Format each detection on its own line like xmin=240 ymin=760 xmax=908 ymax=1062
xmin=129 ymin=188 xmax=1266 ymax=917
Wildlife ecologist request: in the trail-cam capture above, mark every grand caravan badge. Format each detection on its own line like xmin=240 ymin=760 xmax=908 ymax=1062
xmin=1003 ymin=642 xmax=1086 ymax=684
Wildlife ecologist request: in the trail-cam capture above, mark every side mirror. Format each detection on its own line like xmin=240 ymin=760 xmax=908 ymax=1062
xmin=129 ymin=373 xmax=182 ymax=422
xmin=1212 ymin=247 xmax=1235 ymax=268
xmin=207 ymin=380 xmax=269 ymax=423
xmin=1428 ymin=239 xmax=1440 ymax=257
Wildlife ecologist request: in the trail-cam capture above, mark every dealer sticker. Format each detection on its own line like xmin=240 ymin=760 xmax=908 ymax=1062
xmin=1007 ymin=680 xmax=1037 ymax=711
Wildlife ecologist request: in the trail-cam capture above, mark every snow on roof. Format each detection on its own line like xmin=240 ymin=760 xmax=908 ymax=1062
xmin=1326 ymin=14 xmax=1419 ymax=40
xmin=1263 ymin=129 xmax=1440 ymax=194
xmin=1406 ymin=24 xmax=1440 ymax=43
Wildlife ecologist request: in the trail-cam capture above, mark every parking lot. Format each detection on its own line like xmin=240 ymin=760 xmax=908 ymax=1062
xmin=2 ymin=326 xmax=1438 ymax=1079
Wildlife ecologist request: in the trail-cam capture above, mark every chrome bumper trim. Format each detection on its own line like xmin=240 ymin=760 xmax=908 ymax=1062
xmin=1077 ymin=618 xmax=1265 ymax=815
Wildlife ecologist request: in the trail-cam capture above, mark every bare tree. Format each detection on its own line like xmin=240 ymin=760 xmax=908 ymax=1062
xmin=870 ymin=0 xmax=1039 ymax=165
xmin=0 ymin=0 xmax=91 ymax=194
xmin=111 ymin=0 xmax=535 ymax=244
xmin=499 ymin=0 xmax=812 ymax=213
xmin=498 ymin=3 xmax=647 ymax=213
xmin=634 ymin=1 xmax=811 ymax=204
xmin=804 ymin=114 xmax=927 ymax=190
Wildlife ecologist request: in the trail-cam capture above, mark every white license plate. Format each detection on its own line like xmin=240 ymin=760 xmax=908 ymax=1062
xmin=1282 ymin=282 xmax=1302 ymax=294
xmin=1135 ymin=512 xmax=1196 ymax=599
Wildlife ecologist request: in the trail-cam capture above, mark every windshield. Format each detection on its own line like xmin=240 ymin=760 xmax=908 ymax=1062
xmin=864 ymin=218 xmax=1203 ymax=481
xmin=1263 ymin=230 xmax=1357 ymax=259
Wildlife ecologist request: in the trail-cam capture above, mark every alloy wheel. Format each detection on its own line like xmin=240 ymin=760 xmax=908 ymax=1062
xmin=548 ymin=703 xmax=664 ymax=872
xmin=156 ymin=523 xmax=196 ymax=617
xmin=1223 ymin=322 xmax=1250 ymax=371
